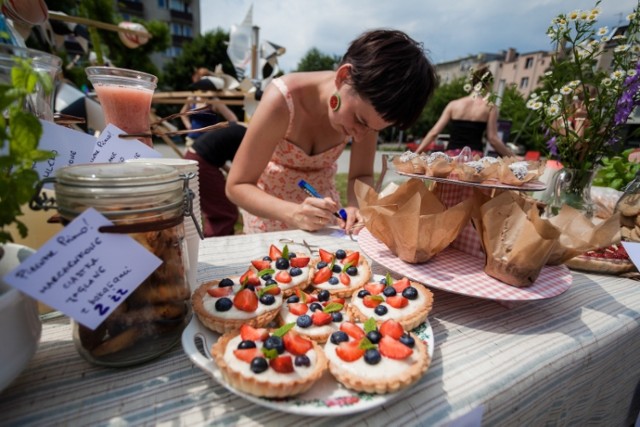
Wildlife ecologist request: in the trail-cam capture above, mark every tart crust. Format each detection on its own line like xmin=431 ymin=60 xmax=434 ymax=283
xmin=326 ymin=332 xmax=430 ymax=394
xmin=191 ymin=280 xmax=281 ymax=334
xmin=348 ymin=283 xmax=433 ymax=331
xmin=211 ymin=331 xmax=328 ymax=398
xmin=309 ymin=251 xmax=372 ymax=298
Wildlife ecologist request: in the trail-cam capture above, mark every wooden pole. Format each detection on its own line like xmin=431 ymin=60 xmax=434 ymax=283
xmin=48 ymin=11 xmax=152 ymax=39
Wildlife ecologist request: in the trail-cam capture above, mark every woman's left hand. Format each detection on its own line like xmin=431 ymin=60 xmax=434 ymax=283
xmin=340 ymin=206 xmax=365 ymax=235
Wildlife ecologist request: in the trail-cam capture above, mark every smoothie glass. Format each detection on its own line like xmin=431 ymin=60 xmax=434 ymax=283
xmin=86 ymin=66 xmax=157 ymax=147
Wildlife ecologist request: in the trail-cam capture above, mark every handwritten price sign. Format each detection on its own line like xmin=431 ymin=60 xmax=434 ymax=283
xmin=3 ymin=208 xmax=162 ymax=329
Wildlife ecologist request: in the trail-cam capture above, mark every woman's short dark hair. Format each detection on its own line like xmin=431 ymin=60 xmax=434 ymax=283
xmin=472 ymin=66 xmax=493 ymax=90
xmin=340 ymin=29 xmax=437 ymax=129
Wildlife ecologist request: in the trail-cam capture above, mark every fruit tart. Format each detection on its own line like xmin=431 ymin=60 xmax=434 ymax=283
xmin=349 ymin=274 xmax=434 ymax=331
xmin=192 ymin=277 xmax=283 ymax=334
xmin=324 ymin=319 xmax=430 ymax=394
xmin=278 ymin=288 xmax=350 ymax=343
xmin=309 ymin=248 xmax=372 ymax=298
xmin=249 ymin=244 xmax=312 ymax=297
xmin=211 ymin=323 xmax=328 ymax=398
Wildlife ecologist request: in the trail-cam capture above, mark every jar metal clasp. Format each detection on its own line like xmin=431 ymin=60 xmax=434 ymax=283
xmin=180 ymin=172 xmax=204 ymax=240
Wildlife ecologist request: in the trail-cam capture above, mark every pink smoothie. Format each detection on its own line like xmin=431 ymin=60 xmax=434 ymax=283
xmin=94 ymin=84 xmax=154 ymax=147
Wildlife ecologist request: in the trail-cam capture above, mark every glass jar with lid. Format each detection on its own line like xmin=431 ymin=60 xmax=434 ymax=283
xmin=50 ymin=162 xmax=193 ymax=366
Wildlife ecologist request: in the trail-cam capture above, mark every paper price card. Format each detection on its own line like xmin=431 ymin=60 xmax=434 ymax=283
xmin=622 ymin=241 xmax=640 ymax=271
xmin=2 ymin=208 xmax=162 ymax=330
xmin=90 ymin=124 xmax=161 ymax=164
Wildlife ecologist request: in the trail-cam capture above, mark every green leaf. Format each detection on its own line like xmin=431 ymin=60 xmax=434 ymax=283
xmin=342 ymin=261 xmax=353 ymax=272
xmin=322 ymin=302 xmax=343 ymax=313
xmin=282 ymin=244 xmax=289 ymax=259
xmin=261 ymin=347 xmax=278 ymax=360
xmin=364 ymin=318 xmax=377 ymax=333
xmin=258 ymin=268 xmax=275 ymax=277
xmin=370 ymin=295 xmax=384 ymax=303
xmin=257 ymin=284 xmax=278 ymax=297
xmin=385 ymin=272 xmax=393 ymax=287
xmin=358 ymin=337 xmax=376 ymax=351
xmin=272 ymin=322 xmax=295 ymax=337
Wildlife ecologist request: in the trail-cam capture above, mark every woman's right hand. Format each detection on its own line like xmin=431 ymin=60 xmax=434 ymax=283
xmin=291 ymin=197 xmax=338 ymax=231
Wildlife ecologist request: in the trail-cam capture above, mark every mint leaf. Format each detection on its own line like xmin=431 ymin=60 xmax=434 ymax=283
xmin=258 ymin=268 xmax=275 ymax=277
xmin=364 ymin=318 xmax=377 ymax=333
xmin=261 ymin=347 xmax=278 ymax=360
xmin=323 ymin=302 xmax=343 ymax=313
xmin=272 ymin=322 xmax=295 ymax=337
xmin=282 ymin=244 xmax=289 ymax=259
xmin=342 ymin=261 xmax=353 ymax=272
xmin=385 ymin=272 xmax=393 ymax=287
xmin=358 ymin=337 xmax=376 ymax=351
xmin=258 ymin=284 xmax=277 ymax=297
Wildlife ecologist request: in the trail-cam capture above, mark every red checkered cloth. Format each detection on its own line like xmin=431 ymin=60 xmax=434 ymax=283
xmin=358 ymin=228 xmax=572 ymax=301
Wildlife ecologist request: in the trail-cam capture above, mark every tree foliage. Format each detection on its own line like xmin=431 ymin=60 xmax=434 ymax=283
xmin=296 ymin=48 xmax=340 ymax=72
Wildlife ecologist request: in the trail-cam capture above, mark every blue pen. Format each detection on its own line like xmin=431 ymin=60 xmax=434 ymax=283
xmin=298 ymin=179 xmax=348 ymax=221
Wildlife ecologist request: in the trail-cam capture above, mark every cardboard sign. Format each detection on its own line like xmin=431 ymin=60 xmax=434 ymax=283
xmin=3 ymin=208 xmax=162 ymax=329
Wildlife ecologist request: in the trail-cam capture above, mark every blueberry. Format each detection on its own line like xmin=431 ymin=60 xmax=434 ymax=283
xmin=317 ymin=261 xmax=328 ymax=269
xmin=309 ymin=302 xmax=323 ymax=312
xmin=379 ymin=277 xmax=387 ymax=285
xmin=383 ymin=286 xmax=397 ymax=297
xmin=287 ymin=295 xmax=300 ymax=303
xmin=364 ymin=349 xmax=381 ymax=365
xmin=289 ymin=253 xmax=297 ymax=259
xmin=215 ymin=298 xmax=232 ymax=311
xmin=366 ymin=330 xmax=381 ymax=344
xmin=245 ymin=284 xmax=256 ymax=292
xmin=328 ymin=276 xmax=339 ymax=285
xmin=330 ymin=330 xmax=349 ymax=344
xmin=237 ymin=340 xmax=256 ymax=349
xmin=275 ymin=258 xmax=290 ymax=270
xmin=297 ymin=315 xmax=312 ymax=328
xmin=332 ymin=264 xmax=342 ymax=273
xmin=294 ymin=355 xmax=310 ymax=367
xmin=261 ymin=273 xmax=272 ymax=281
xmin=262 ymin=256 xmax=272 ymax=262
xmin=265 ymin=279 xmax=278 ymax=286
xmin=260 ymin=294 xmax=276 ymax=305
xmin=317 ymin=290 xmax=331 ymax=302
xmin=346 ymin=266 xmax=358 ymax=276
xmin=290 ymin=267 xmax=302 ymax=277
xmin=250 ymin=357 xmax=268 ymax=373
xmin=402 ymin=287 xmax=418 ymax=300
xmin=331 ymin=312 xmax=343 ymax=322
xmin=374 ymin=304 xmax=388 ymax=316
xmin=264 ymin=336 xmax=284 ymax=354
xmin=357 ymin=289 xmax=370 ymax=298
xmin=335 ymin=249 xmax=347 ymax=259
xmin=399 ymin=333 xmax=415 ymax=348
xmin=219 ymin=278 xmax=234 ymax=287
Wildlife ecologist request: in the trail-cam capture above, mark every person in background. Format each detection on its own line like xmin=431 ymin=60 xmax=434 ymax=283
xmin=184 ymin=122 xmax=246 ymax=237
xmin=180 ymin=67 xmax=239 ymax=148
xmin=226 ymin=29 xmax=437 ymax=234
xmin=414 ymin=67 xmax=514 ymax=158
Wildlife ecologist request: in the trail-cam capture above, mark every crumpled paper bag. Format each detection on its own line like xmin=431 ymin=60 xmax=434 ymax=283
xmin=472 ymin=190 xmax=560 ymax=287
xmin=355 ymin=178 xmax=474 ymax=263
xmin=544 ymin=205 xmax=621 ymax=265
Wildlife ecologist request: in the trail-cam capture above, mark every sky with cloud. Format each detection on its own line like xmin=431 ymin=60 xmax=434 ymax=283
xmin=200 ymin=0 xmax=638 ymax=73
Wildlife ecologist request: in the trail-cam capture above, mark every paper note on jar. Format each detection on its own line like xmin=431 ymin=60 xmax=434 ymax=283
xmin=2 ymin=208 xmax=162 ymax=330
xmin=90 ymin=124 xmax=161 ymax=163
xmin=622 ymin=241 xmax=640 ymax=270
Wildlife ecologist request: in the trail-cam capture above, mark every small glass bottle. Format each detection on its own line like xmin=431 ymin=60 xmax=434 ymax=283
xmin=52 ymin=162 xmax=192 ymax=366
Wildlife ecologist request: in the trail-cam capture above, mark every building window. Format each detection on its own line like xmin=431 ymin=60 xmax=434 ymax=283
xmin=520 ymin=77 xmax=529 ymax=89
xmin=158 ymin=0 xmax=166 ymax=8
xmin=525 ymin=57 xmax=534 ymax=69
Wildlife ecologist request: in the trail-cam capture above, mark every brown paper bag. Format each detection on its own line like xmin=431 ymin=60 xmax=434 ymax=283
xmin=472 ymin=191 xmax=560 ymax=287
xmin=356 ymin=179 xmax=473 ymax=263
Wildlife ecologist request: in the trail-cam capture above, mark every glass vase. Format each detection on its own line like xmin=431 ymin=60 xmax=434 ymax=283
xmin=544 ymin=167 xmax=597 ymax=218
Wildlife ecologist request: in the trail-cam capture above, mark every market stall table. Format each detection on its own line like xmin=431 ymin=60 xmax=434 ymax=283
xmin=2 ymin=228 xmax=640 ymax=426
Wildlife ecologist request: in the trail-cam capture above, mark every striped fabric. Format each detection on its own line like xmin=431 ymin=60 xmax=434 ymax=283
xmin=2 ymin=228 xmax=640 ymax=426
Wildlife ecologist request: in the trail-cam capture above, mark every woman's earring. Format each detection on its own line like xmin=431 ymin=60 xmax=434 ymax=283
xmin=330 ymin=92 xmax=341 ymax=111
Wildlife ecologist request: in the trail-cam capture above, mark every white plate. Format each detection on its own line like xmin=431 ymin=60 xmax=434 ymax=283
xmin=181 ymin=289 xmax=435 ymax=416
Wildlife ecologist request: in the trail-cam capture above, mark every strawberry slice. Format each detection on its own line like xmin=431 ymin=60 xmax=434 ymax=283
xmin=262 ymin=285 xmax=282 ymax=295
xmin=288 ymin=302 xmax=308 ymax=315
xmin=363 ymin=295 xmax=383 ymax=308
xmin=233 ymin=288 xmax=258 ymax=312
xmin=335 ymin=340 xmax=365 ymax=362
xmin=251 ymin=259 xmax=271 ymax=271
xmin=379 ymin=319 xmax=404 ymax=340
xmin=324 ymin=297 xmax=345 ymax=306
xmin=240 ymin=324 xmax=269 ymax=341
xmin=364 ymin=283 xmax=385 ymax=295
xmin=392 ymin=277 xmax=411 ymax=293
xmin=233 ymin=348 xmax=261 ymax=363
xmin=386 ymin=295 xmax=409 ymax=309
xmin=270 ymin=355 xmax=294 ymax=373
xmin=313 ymin=266 xmax=332 ymax=284
xmin=207 ymin=286 xmax=233 ymax=298
xmin=290 ymin=257 xmax=310 ymax=268
xmin=343 ymin=251 xmax=360 ymax=266
xmin=240 ymin=269 xmax=260 ymax=287
xmin=319 ymin=249 xmax=334 ymax=263
xmin=275 ymin=270 xmax=292 ymax=283
xmin=340 ymin=322 xmax=366 ymax=340
xmin=312 ymin=311 xmax=332 ymax=326
xmin=283 ymin=332 xmax=313 ymax=355
xmin=379 ymin=335 xmax=413 ymax=360
xmin=269 ymin=244 xmax=282 ymax=260
xmin=295 ymin=288 xmax=317 ymax=303
xmin=339 ymin=272 xmax=351 ymax=285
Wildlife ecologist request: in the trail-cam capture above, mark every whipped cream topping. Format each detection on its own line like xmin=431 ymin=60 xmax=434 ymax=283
xmin=222 ymin=334 xmax=318 ymax=382
xmin=481 ymin=156 xmax=500 ymax=165
xmin=324 ymin=337 xmax=420 ymax=379
xmin=509 ymin=161 xmax=530 ymax=180
xmin=350 ymin=286 xmax=427 ymax=321
xmin=399 ymin=151 xmax=418 ymax=162
xmin=202 ymin=279 xmax=283 ymax=319
xmin=427 ymin=152 xmax=451 ymax=164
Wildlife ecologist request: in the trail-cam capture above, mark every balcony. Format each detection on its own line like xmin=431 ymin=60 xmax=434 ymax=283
xmin=118 ymin=0 xmax=144 ymax=14
xmin=172 ymin=34 xmax=193 ymax=45
xmin=170 ymin=9 xmax=193 ymax=21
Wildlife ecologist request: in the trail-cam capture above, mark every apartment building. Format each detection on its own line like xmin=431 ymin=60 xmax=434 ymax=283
xmin=114 ymin=0 xmax=201 ymax=69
